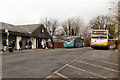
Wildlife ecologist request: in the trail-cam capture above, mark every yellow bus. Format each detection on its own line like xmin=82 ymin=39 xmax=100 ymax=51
xmin=91 ymin=30 xmax=109 ymax=49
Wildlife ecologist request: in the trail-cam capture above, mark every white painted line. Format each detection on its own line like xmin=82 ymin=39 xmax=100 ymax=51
xmin=74 ymin=60 xmax=119 ymax=73
xmin=74 ymin=51 xmax=93 ymax=60
xmin=77 ymin=56 xmax=95 ymax=60
xmin=101 ymin=61 xmax=118 ymax=66
xmin=67 ymin=64 xmax=106 ymax=79
xmin=46 ymin=74 xmax=53 ymax=78
xmin=52 ymin=50 xmax=92 ymax=73
xmin=55 ymin=72 xmax=68 ymax=79
xmin=47 ymin=72 xmax=70 ymax=80
xmin=46 ymin=64 xmax=69 ymax=78
xmin=78 ymin=56 xmax=118 ymax=66
xmin=46 ymin=50 xmax=93 ymax=78
xmin=115 ymin=49 xmax=118 ymax=53
xmin=54 ymin=61 xmax=76 ymax=73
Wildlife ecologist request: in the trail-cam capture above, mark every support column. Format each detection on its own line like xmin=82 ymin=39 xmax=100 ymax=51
xmin=16 ymin=36 xmax=22 ymax=50
xmin=31 ymin=38 xmax=36 ymax=49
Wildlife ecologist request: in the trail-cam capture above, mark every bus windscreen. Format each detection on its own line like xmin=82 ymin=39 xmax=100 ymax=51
xmin=64 ymin=36 xmax=74 ymax=41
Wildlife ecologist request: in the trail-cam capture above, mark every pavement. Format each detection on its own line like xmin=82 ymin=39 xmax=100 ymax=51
xmin=2 ymin=47 xmax=119 ymax=79
xmin=1 ymin=48 xmax=56 ymax=54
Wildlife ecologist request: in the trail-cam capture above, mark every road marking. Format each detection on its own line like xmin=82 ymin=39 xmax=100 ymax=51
xmin=46 ymin=64 xmax=69 ymax=78
xmin=55 ymin=72 xmax=68 ymax=79
xmin=101 ymin=61 xmax=118 ymax=66
xmin=74 ymin=50 xmax=93 ymax=60
xmin=47 ymin=72 xmax=70 ymax=80
xmin=46 ymin=50 xmax=94 ymax=78
xmin=67 ymin=64 xmax=106 ymax=79
xmin=46 ymin=50 xmax=99 ymax=79
xmin=115 ymin=49 xmax=118 ymax=53
xmin=74 ymin=60 xmax=119 ymax=73
xmin=47 ymin=49 xmax=118 ymax=79
xmin=46 ymin=50 xmax=92 ymax=77
xmin=78 ymin=56 xmax=118 ymax=66
xmin=52 ymin=50 xmax=92 ymax=73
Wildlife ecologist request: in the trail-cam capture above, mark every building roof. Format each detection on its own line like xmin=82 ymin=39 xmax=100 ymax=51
xmin=0 ymin=22 xmax=41 ymax=34
xmin=0 ymin=22 xmax=51 ymax=39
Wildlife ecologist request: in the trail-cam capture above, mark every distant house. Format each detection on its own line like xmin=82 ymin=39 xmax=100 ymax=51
xmin=0 ymin=22 xmax=51 ymax=50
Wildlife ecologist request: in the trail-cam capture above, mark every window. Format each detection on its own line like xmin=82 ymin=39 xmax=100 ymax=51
xmin=99 ymin=37 xmax=107 ymax=39
xmin=92 ymin=37 xmax=99 ymax=39
xmin=64 ymin=38 xmax=74 ymax=41
xmin=41 ymin=29 xmax=45 ymax=33
xmin=64 ymin=36 xmax=74 ymax=41
xmin=92 ymin=31 xmax=107 ymax=35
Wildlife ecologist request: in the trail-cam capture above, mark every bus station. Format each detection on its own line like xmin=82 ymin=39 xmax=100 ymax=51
xmin=0 ymin=0 xmax=120 ymax=80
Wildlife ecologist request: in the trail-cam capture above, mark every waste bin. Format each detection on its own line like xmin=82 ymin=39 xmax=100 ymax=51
xmin=9 ymin=46 xmax=13 ymax=52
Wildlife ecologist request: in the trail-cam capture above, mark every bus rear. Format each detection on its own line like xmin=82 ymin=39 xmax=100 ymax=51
xmin=63 ymin=36 xmax=75 ymax=48
xmin=91 ymin=30 xmax=109 ymax=49
xmin=63 ymin=36 xmax=84 ymax=48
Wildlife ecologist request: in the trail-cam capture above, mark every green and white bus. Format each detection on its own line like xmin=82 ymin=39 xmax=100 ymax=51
xmin=63 ymin=36 xmax=84 ymax=48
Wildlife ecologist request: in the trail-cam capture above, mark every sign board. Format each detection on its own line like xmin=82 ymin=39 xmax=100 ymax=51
xmin=7 ymin=32 xmax=9 ymax=36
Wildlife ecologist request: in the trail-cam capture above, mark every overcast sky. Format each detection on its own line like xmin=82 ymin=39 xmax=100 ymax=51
xmin=0 ymin=0 xmax=111 ymax=25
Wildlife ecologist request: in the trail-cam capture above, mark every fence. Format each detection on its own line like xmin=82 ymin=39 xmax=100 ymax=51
xmin=54 ymin=42 xmax=64 ymax=48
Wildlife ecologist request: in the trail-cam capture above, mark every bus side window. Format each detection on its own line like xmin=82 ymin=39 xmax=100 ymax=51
xmin=76 ymin=38 xmax=80 ymax=43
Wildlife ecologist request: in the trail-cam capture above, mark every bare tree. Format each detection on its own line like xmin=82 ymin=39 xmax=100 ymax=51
xmin=89 ymin=15 xmax=113 ymax=30
xmin=41 ymin=18 xmax=58 ymax=39
xmin=81 ymin=26 xmax=91 ymax=37
xmin=62 ymin=22 xmax=68 ymax=35
xmin=41 ymin=18 xmax=50 ymax=30
xmin=73 ymin=17 xmax=83 ymax=36
xmin=109 ymin=0 xmax=119 ymax=22
xmin=55 ymin=28 xmax=65 ymax=41
xmin=62 ymin=17 xmax=83 ymax=36
xmin=109 ymin=0 xmax=120 ymax=38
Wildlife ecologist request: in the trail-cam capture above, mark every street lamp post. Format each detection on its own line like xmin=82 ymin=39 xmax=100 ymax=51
xmin=5 ymin=29 xmax=9 ymax=51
